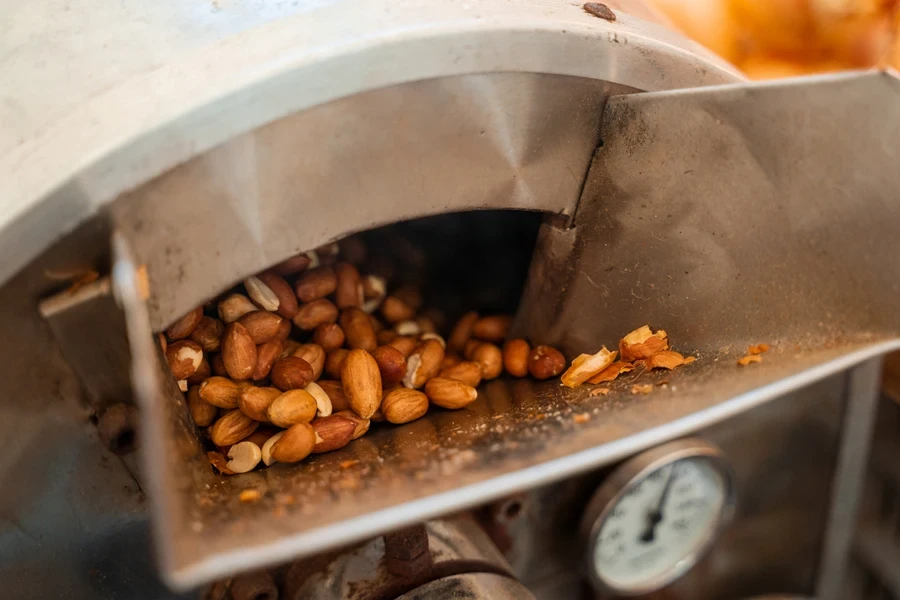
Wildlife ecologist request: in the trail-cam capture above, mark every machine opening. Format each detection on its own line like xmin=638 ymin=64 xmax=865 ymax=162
xmin=162 ymin=209 xmax=551 ymax=477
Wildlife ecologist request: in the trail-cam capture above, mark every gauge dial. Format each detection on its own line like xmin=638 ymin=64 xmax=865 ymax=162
xmin=581 ymin=438 xmax=735 ymax=596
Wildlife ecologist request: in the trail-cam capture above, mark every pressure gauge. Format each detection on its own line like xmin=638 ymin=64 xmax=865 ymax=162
xmin=580 ymin=438 xmax=736 ymax=596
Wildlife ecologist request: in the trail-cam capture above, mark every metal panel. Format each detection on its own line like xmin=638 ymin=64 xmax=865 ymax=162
xmin=117 ymin=72 xmax=900 ymax=589
xmin=111 ymin=74 xmax=630 ymax=330
xmin=0 ymin=0 xmax=740 ymax=297
xmin=518 ymin=70 xmax=900 ymax=357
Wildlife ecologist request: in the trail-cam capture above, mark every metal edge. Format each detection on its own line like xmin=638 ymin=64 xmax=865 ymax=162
xmin=165 ymin=339 xmax=900 ymax=589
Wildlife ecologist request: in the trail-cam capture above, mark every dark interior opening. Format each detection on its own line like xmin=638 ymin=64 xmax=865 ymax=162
xmin=356 ymin=209 xmax=543 ymax=323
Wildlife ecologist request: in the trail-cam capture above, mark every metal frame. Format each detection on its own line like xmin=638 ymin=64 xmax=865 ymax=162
xmin=816 ymin=358 xmax=883 ymax=599
xmin=579 ymin=438 xmax=736 ymax=596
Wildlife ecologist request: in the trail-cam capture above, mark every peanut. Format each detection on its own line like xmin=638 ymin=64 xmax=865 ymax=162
xmin=381 ymin=296 xmax=414 ymax=323
xmin=317 ymin=380 xmax=350 ymax=412
xmin=256 ymin=271 xmax=298 ymax=319
xmin=372 ymin=345 xmax=407 ymax=385
xmin=166 ymin=307 xmax=203 ymax=340
xmin=502 ymin=339 xmax=530 ymax=378
xmin=438 ymin=361 xmax=483 ymax=388
xmin=340 ymin=307 xmax=377 ymax=351
xmin=190 ymin=316 xmax=224 ymax=352
xmin=471 ymin=342 xmax=502 ymax=380
xmin=251 ymin=339 xmax=284 ymax=381
xmin=382 ymin=388 xmax=429 ymax=424
xmin=311 ymin=415 xmax=356 ymax=453
xmin=294 ymin=266 xmax=337 ymax=302
xmin=188 ymin=386 xmax=218 ymax=426
xmin=244 ymin=275 xmax=280 ymax=312
xmin=239 ymin=386 xmax=281 ymax=422
xmin=166 ymin=340 xmax=204 ymax=380
xmin=448 ymin=311 xmax=479 ymax=353
xmin=313 ymin=323 xmax=345 ymax=351
xmin=221 ymin=322 xmax=257 ymax=380
xmin=472 ymin=315 xmax=512 ymax=343
xmin=341 ymin=349 xmax=382 ymax=419
xmin=335 ymin=262 xmax=363 ymax=309
xmin=199 ymin=376 xmax=243 ymax=409
xmin=238 ymin=311 xmax=284 ymax=344
xmin=325 ymin=349 xmax=349 ymax=379
xmin=268 ymin=389 xmax=318 ymax=428
xmin=425 ymin=377 xmax=478 ymax=409
xmin=402 ymin=339 xmax=444 ymax=389
xmin=271 ymin=356 xmax=314 ymax=391
xmin=293 ymin=298 xmax=338 ymax=330
xmin=528 ymin=345 xmax=566 ymax=380
xmin=270 ymin=423 xmax=316 ymax=463
xmin=292 ymin=343 xmax=325 ymax=380
xmin=218 ymin=293 xmax=258 ymax=324
xmin=210 ymin=409 xmax=259 ymax=447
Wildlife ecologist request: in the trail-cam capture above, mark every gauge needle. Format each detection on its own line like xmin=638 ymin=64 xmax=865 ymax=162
xmin=640 ymin=465 xmax=677 ymax=544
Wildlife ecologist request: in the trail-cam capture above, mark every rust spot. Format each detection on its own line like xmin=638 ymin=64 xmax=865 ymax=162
xmin=584 ymin=2 xmax=616 ymax=21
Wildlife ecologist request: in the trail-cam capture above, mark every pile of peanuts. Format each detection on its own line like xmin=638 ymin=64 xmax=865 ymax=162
xmin=160 ymin=239 xmax=567 ymax=475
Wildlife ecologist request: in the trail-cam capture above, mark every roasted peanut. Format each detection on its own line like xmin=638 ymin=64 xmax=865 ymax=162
xmin=294 ymin=266 xmax=337 ymax=302
xmin=166 ymin=340 xmax=204 ymax=380
xmin=166 ymin=307 xmax=203 ymax=340
xmin=372 ymin=345 xmax=407 ymax=385
xmin=325 ymin=349 xmax=350 ymax=379
xmin=190 ymin=316 xmax=224 ymax=352
xmin=425 ymin=377 xmax=478 ymax=410
xmin=381 ymin=296 xmax=414 ymax=323
xmin=335 ymin=262 xmax=363 ymax=309
xmin=340 ymin=307 xmax=377 ymax=351
xmin=502 ymin=339 xmax=530 ymax=377
xmin=221 ymin=323 xmax=257 ymax=380
xmin=239 ymin=386 xmax=281 ymax=422
xmin=256 ymin=271 xmax=299 ymax=319
xmin=292 ymin=343 xmax=326 ymax=380
xmin=252 ymin=339 xmax=284 ymax=380
xmin=238 ymin=311 xmax=284 ymax=344
xmin=244 ymin=275 xmax=280 ymax=312
xmin=293 ymin=298 xmax=339 ymax=330
xmin=218 ymin=293 xmax=258 ymax=324
xmin=471 ymin=342 xmax=502 ymax=380
xmin=448 ymin=311 xmax=479 ymax=353
xmin=341 ymin=349 xmax=382 ymax=419
xmin=268 ymin=389 xmax=318 ymax=428
xmin=382 ymin=388 xmax=429 ymax=424
xmin=472 ymin=315 xmax=512 ymax=343
xmin=210 ymin=409 xmax=259 ymax=447
xmin=438 ymin=361 xmax=483 ymax=388
xmin=313 ymin=323 xmax=345 ymax=352
xmin=199 ymin=376 xmax=243 ymax=409
xmin=402 ymin=339 xmax=444 ymax=389
xmin=271 ymin=356 xmax=314 ymax=391
xmin=188 ymin=386 xmax=218 ymax=426
xmin=311 ymin=415 xmax=356 ymax=453
xmin=270 ymin=423 xmax=316 ymax=463
xmin=528 ymin=345 xmax=565 ymax=380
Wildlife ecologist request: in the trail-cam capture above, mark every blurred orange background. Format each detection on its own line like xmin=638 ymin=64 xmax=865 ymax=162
xmin=645 ymin=0 xmax=900 ymax=78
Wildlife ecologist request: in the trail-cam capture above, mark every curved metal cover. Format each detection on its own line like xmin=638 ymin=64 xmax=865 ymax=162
xmin=0 ymin=0 xmax=739 ymax=293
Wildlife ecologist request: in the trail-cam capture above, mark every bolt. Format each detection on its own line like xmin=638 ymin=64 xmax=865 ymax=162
xmin=230 ymin=571 xmax=277 ymax=600
xmin=383 ymin=524 xmax=431 ymax=578
xmin=96 ymin=403 xmax=138 ymax=455
xmin=583 ymin=2 xmax=616 ymax=21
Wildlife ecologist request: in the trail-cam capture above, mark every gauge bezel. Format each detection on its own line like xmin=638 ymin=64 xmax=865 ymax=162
xmin=579 ymin=437 xmax=736 ymax=596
